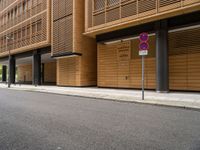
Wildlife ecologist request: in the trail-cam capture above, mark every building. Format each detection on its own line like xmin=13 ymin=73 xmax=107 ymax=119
xmin=85 ymin=0 xmax=200 ymax=92
xmin=0 ymin=0 xmax=200 ymax=92
xmin=0 ymin=0 xmax=96 ymax=86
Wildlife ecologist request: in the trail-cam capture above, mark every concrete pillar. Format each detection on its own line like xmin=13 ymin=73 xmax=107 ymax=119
xmin=2 ymin=65 xmax=7 ymax=82
xmin=32 ymin=51 xmax=41 ymax=85
xmin=155 ymin=20 xmax=169 ymax=93
xmin=9 ymin=56 xmax=16 ymax=84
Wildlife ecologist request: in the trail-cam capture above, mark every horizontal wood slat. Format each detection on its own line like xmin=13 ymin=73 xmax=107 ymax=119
xmin=98 ymin=37 xmax=156 ymax=89
xmin=169 ymin=27 xmax=200 ymax=91
xmin=86 ymin=0 xmax=200 ymax=32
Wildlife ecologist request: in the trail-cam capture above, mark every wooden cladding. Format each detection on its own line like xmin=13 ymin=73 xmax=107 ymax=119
xmin=52 ymin=16 xmax=73 ymax=55
xmin=169 ymin=27 xmax=200 ymax=91
xmin=98 ymin=28 xmax=200 ymax=91
xmin=57 ymin=57 xmax=80 ymax=86
xmin=0 ymin=0 xmax=47 ymax=32
xmin=98 ymin=37 xmax=156 ymax=89
xmin=0 ymin=0 xmax=15 ymax=12
xmin=53 ymin=0 xmax=73 ymax=21
xmin=0 ymin=0 xmax=49 ymax=56
xmin=52 ymin=0 xmax=73 ymax=55
xmin=0 ymin=12 xmax=47 ymax=53
xmin=86 ymin=0 xmax=200 ymax=31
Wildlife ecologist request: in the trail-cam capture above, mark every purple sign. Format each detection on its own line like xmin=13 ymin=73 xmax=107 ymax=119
xmin=139 ymin=33 xmax=149 ymax=42
xmin=139 ymin=42 xmax=149 ymax=50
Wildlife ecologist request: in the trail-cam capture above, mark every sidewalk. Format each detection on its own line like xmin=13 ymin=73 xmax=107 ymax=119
xmin=1 ymin=83 xmax=200 ymax=110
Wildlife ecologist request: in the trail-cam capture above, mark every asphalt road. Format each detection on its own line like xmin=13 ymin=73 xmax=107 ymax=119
xmin=0 ymin=88 xmax=200 ymax=150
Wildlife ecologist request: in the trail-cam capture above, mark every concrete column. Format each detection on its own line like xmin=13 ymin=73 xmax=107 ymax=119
xmin=2 ymin=65 xmax=7 ymax=82
xmin=32 ymin=51 xmax=41 ymax=85
xmin=9 ymin=56 xmax=16 ymax=84
xmin=41 ymin=63 xmax=45 ymax=84
xmin=155 ymin=20 xmax=169 ymax=93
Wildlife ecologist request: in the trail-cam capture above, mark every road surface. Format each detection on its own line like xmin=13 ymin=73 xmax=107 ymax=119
xmin=0 ymin=88 xmax=200 ymax=150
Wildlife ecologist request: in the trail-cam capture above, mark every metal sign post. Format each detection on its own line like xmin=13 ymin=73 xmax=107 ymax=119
xmin=142 ymin=55 xmax=144 ymax=100
xmin=139 ymin=33 xmax=149 ymax=100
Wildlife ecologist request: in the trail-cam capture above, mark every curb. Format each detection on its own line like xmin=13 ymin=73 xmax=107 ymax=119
xmin=1 ymin=86 xmax=200 ymax=112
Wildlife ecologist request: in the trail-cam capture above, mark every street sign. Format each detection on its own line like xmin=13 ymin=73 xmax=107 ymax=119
xmin=138 ymin=32 xmax=149 ymax=100
xmin=139 ymin=50 xmax=148 ymax=56
xmin=139 ymin=42 xmax=149 ymax=50
xmin=139 ymin=32 xmax=149 ymax=42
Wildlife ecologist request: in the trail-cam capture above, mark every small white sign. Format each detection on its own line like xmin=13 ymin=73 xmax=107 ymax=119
xmin=139 ymin=50 xmax=148 ymax=56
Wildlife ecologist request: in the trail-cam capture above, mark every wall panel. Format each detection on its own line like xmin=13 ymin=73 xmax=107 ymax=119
xmin=169 ymin=27 xmax=200 ymax=91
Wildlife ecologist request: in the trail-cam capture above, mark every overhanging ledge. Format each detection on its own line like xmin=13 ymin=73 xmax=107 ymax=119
xmin=51 ymin=52 xmax=82 ymax=59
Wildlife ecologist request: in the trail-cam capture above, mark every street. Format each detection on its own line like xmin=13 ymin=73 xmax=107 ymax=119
xmin=0 ymin=88 xmax=200 ymax=150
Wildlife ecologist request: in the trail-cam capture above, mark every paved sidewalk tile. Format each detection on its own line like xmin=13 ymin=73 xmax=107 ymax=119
xmin=0 ymin=83 xmax=200 ymax=110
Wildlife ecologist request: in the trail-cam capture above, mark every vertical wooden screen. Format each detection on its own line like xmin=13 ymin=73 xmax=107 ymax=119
xmin=52 ymin=0 xmax=73 ymax=55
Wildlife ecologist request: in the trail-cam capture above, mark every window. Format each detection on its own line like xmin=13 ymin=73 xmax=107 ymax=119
xmin=23 ymin=1 xmax=26 ymax=12
xmin=94 ymin=0 xmax=105 ymax=11
xmin=37 ymin=20 xmax=42 ymax=32
xmin=22 ymin=27 xmax=26 ymax=37
xmin=27 ymin=0 xmax=31 ymax=10
xmin=18 ymin=29 xmax=21 ymax=39
xmin=27 ymin=25 xmax=30 ymax=36
xmin=32 ymin=22 xmax=36 ymax=34
xmin=14 ymin=7 xmax=18 ymax=17
xmin=107 ymin=0 xmax=119 ymax=6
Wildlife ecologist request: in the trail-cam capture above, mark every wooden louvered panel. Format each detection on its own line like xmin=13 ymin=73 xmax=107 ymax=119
xmin=98 ymin=43 xmax=118 ymax=87
xmin=58 ymin=0 xmax=66 ymax=19
xmin=107 ymin=0 xmax=120 ymax=6
xmin=57 ymin=57 xmax=80 ymax=86
xmin=53 ymin=0 xmax=73 ymax=21
xmin=169 ymin=27 xmax=200 ymax=91
xmin=130 ymin=36 xmax=156 ymax=89
xmin=159 ymin=0 xmax=181 ymax=12
xmin=0 ymin=1 xmax=49 ymax=55
xmin=94 ymin=0 xmax=105 ymax=11
xmin=106 ymin=7 xmax=120 ymax=22
xmin=65 ymin=0 xmax=73 ymax=15
xmin=117 ymin=41 xmax=131 ymax=88
xmin=93 ymin=12 xmax=105 ymax=26
xmin=53 ymin=0 xmax=59 ymax=21
xmin=183 ymin=0 xmax=200 ymax=6
xmin=52 ymin=15 xmax=73 ymax=55
xmin=53 ymin=21 xmax=59 ymax=54
xmin=98 ymin=38 xmax=156 ymax=89
xmin=130 ymin=58 xmax=156 ymax=89
xmin=87 ymin=0 xmax=200 ymax=31
xmin=188 ymin=53 xmax=200 ymax=90
xmin=138 ymin=0 xmax=156 ymax=17
xmin=87 ymin=0 xmax=93 ymax=28
xmin=121 ymin=1 xmax=137 ymax=19
xmin=169 ymin=54 xmax=188 ymax=90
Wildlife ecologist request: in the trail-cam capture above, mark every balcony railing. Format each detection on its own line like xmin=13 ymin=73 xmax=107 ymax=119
xmin=86 ymin=0 xmax=200 ymax=29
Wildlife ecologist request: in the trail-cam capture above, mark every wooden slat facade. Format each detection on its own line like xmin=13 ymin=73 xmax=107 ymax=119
xmin=98 ymin=27 xmax=200 ymax=91
xmin=85 ymin=0 xmax=200 ymax=36
xmin=52 ymin=0 xmax=73 ymax=55
xmin=55 ymin=0 xmax=97 ymax=87
xmin=0 ymin=0 xmax=51 ymax=57
xmin=169 ymin=27 xmax=200 ymax=91
xmin=98 ymin=36 xmax=156 ymax=89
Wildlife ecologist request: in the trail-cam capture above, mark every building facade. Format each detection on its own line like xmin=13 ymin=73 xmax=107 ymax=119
xmin=85 ymin=0 xmax=200 ymax=92
xmin=0 ymin=0 xmax=200 ymax=92
xmin=0 ymin=0 xmax=97 ymax=86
